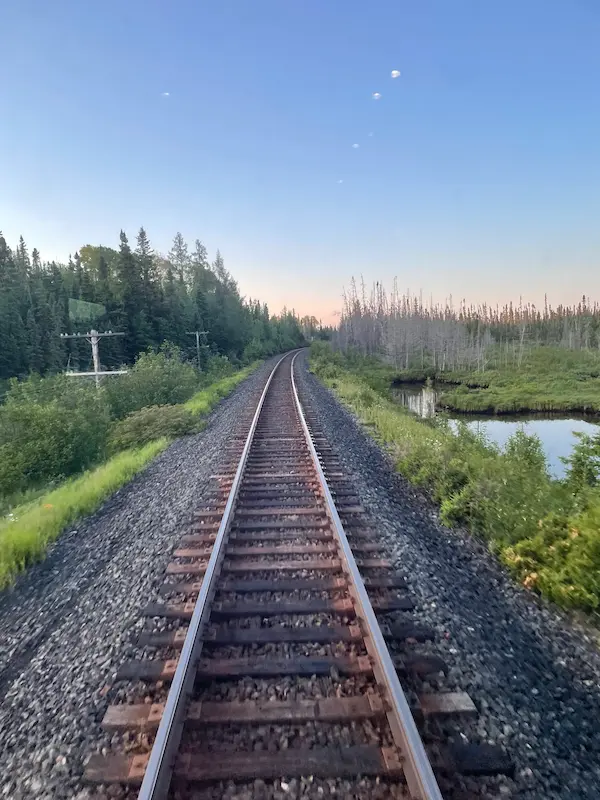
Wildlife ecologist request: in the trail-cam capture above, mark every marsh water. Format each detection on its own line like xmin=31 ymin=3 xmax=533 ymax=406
xmin=391 ymin=384 xmax=599 ymax=479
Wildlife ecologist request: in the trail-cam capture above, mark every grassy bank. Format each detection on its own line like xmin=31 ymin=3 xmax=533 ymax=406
xmin=397 ymin=347 xmax=600 ymax=415
xmin=184 ymin=363 xmax=257 ymax=414
xmin=0 ymin=361 xmax=260 ymax=588
xmin=0 ymin=440 xmax=168 ymax=588
xmin=311 ymin=342 xmax=600 ymax=613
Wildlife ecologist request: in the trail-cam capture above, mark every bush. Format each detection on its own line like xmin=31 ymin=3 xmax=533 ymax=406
xmin=104 ymin=345 xmax=199 ymax=419
xmin=393 ymin=416 xmax=556 ymax=546
xmin=562 ymin=431 xmax=600 ymax=492
xmin=108 ymin=405 xmax=199 ymax=453
xmin=200 ymin=354 xmax=236 ymax=383
xmin=242 ymin=339 xmax=267 ymax=362
xmin=502 ymin=504 xmax=600 ymax=611
xmin=0 ymin=375 xmax=111 ymax=497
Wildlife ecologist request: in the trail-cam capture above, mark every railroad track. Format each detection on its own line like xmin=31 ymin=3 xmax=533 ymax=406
xmin=85 ymin=352 xmax=512 ymax=799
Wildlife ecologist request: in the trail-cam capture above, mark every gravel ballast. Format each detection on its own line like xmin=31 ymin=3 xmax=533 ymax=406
xmin=295 ymin=351 xmax=600 ymax=800
xmin=0 ymin=359 xmax=278 ymax=800
xmin=2 ymin=352 xmax=600 ymax=799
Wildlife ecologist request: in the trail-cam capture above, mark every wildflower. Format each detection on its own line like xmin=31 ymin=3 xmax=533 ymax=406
xmin=523 ymin=572 xmax=538 ymax=589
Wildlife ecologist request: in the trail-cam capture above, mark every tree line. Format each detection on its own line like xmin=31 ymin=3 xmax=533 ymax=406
xmin=336 ymin=278 xmax=600 ymax=371
xmin=0 ymin=228 xmax=325 ymax=381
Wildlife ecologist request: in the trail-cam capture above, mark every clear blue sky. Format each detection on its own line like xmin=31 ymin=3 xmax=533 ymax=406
xmin=2 ymin=0 xmax=599 ymax=321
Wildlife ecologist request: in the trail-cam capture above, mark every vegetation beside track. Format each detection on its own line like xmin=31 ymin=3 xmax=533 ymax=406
xmin=433 ymin=348 xmax=600 ymax=415
xmin=0 ymin=358 xmax=259 ymax=588
xmin=0 ymin=440 xmax=167 ymax=588
xmin=330 ymin=346 xmax=600 ymax=416
xmin=311 ymin=342 xmax=600 ymax=613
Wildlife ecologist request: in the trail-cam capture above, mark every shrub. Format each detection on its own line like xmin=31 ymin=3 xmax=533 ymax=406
xmin=0 ymin=375 xmax=110 ymax=497
xmin=502 ymin=503 xmax=600 ymax=610
xmin=108 ymin=405 xmax=199 ymax=453
xmin=242 ymin=339 xmax=266 ymax=362
xmin=562 ymin=431 xmax=600 ymax=492
xmin=104 ymin=344 xmax=199 ymax=419
xmin=199 ymin=354 xmax=236 ymax=384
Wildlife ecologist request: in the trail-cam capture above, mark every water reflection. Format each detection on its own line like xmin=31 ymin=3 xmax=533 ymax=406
xmin=392 ymin=385 xmax=438 ymax=418
xmin=391 ymin=384 xmax=599 ymax=479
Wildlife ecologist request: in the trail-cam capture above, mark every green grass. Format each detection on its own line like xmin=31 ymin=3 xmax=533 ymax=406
xmin=326 ymin=345 xmax=600 ymax=415
xmin=310 ymin=342 xmax=600 ymax=613
xmin=184 ymin=362 xmax=259 ymax=414
xmin=0 ymin=439 xmax=168 ymax=588
xmin=0 ymin=486 xmax=50 ymax=519
xmin=418 ymin=348 xmax=600 ymax=415
xmin=0 ymin=361 xmax=262 ymax=588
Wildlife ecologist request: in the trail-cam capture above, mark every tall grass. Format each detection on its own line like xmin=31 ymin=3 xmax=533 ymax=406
xmin=184 ymin=362 xmax=258 ymax=414
xmin=0 ymin=440 xmax=168 ymax=588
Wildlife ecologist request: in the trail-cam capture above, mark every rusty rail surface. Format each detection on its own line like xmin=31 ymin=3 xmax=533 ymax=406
xmin=84 ymin=351 xmax=512 ymax=798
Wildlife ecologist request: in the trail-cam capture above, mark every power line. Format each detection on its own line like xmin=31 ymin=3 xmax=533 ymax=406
xmin=59 ymin=329 xmax=127 ymax=387
xmin=186 ymin=330 xmax=209 ymax=373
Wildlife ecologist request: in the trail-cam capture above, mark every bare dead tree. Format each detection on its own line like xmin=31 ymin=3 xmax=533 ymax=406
xmin=332 ymin=281 xmax=600 ymax=372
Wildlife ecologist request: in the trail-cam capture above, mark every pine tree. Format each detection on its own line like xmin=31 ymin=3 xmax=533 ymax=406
xmin=72 ymin=251 xmax=93 ymax=301
xmin=116 ymin=230 xmax=144 ymax=363
xmin=169 ymin=232 xmax=191 ymax=285
xmin=136 ymin=227 xmax=155 ymax=287
xmin=96 ymin=256 xmax=111 ymax=306
xmin=25 ymin=304 xmax=43 ymax=372
xmin=15 ymin=235 xmax=31 ymax=278
xmin=191 ymin=239 xmax=209 ymax=279
xmin=161 ymin=264 xmax=185 ymax=344
xmin=0 ymin=234 xmax=28 ymax=378
xmin=31 ymin=248 xmax=41 ymax=274
xmin=213 ymin=249 xmax=233 ymax=289
xmin=93 ymin=254 xmax=122 ymax=369
xmin=42 ymin=267 xmax=68 ymax=372
xmin=190 ymin=239 xmax=213 ymax=343
xmin=135 ymin=226 xmax=159 ymax=347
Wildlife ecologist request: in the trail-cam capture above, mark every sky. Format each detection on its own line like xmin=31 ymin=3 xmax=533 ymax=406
xmin=1 ymin=0 xmax=599 ymax=322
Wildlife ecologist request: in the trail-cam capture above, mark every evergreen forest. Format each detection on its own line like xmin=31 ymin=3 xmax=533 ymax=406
xmin=0 ymin=228 xmax=325 ymax=383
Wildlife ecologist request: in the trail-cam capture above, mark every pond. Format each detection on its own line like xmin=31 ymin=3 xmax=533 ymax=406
xmin=391 ymin=384 xmax=600 ymax=479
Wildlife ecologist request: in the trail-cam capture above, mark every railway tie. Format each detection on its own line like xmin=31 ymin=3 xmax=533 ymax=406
xmin=84 ymin=352 xmax=513 ymax=799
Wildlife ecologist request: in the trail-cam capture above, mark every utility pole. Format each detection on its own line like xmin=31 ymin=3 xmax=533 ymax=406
xmin=59 ymin=329 xmax=127 ymax=388
xmin=186 ymin=330 xmax=209 ymax=373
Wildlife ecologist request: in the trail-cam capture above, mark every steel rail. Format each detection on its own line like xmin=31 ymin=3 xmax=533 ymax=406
xmin=290 ymin=351 xmax=444 ymax=800
xmin=138 ymin=352 xmax=292 ymax=800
